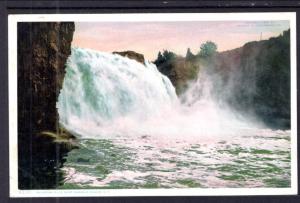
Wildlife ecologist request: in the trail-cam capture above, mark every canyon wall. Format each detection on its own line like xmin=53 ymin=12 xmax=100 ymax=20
xmin=155 ymin=30 xmax=291 ymax=129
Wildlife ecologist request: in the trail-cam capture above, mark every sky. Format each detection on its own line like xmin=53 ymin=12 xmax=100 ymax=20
xmin=72 ymin=21 xmax=289 ymax=61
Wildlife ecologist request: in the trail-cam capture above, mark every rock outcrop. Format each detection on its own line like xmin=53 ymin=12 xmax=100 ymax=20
xmin=156 ymin=56 xmax=201 ymax=94
xmin=18 ymin=22 xmax=75 ymax=189
xmin=113 ymin=50 xmax=145 ymax=65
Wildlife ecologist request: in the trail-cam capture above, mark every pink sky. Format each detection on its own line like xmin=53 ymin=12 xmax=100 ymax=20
xmin=72 ymin=21 xmax=289 ymax=61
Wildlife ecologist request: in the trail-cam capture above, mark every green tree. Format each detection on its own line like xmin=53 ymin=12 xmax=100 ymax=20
xmin=154 ymin=51 xmax=165 ymax=65
xmin=186 ymin=48 xmax=194 ymax=60
xmin=199 ymin=41 xmax=217 ymax=57
xmin=162 ymin=50 xmax=176 ymax=61
xmin=154 ymin=50 xmax=176 ymax=66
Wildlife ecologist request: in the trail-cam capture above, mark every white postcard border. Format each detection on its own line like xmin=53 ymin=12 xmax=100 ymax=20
xmin=8 ymin=12 xmax=298 ymax=197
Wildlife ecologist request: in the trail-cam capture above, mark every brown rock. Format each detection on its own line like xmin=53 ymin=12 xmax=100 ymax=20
xmin=113 ymin=50 xmax=145 ymax=65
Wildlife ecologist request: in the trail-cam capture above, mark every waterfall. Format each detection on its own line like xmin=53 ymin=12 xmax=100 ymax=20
xmin=57 ymin=47 xmax=259 ymax=140
xmin=57 ymin=47 xmax=178 ymax=138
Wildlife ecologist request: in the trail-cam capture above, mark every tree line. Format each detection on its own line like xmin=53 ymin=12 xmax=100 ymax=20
xmin=154 ymin=41 xmax=217 ymax=66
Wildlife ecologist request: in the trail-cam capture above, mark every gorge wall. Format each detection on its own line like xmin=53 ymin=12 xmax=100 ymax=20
xmin=155 ymin=30 xmax=291 ymax=129
xmin=213 ymin=30 xmax=290 ymax=128
xmin=18 ymin=22 xmax=75 ymax=189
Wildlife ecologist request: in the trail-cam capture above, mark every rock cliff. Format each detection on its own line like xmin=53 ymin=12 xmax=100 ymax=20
xmin=18 ymin=22 xmax=75 ymax=189
xmin=213 ymin=30 xmax=291 ymax=128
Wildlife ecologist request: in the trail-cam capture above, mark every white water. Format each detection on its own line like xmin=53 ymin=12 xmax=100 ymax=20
xmin=58 ymin=47 xmax=260 ymax=140
xmin=58 ymin=47 xmax=178 ymax=138
xmin=57 ymin=47 xmax=290 ymax=188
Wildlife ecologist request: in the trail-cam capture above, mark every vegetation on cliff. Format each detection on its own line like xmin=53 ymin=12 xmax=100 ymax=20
xmin=154 ymin=50 xmax=201 ymax=94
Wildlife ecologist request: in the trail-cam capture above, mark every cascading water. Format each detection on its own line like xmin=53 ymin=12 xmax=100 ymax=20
xmin=57 ymin=47 xmax=291 ymax=189
xmin=57 ymin=47 xmax=178 ymax=138
xmin=58 ymin=47 xmax=256 ymax=139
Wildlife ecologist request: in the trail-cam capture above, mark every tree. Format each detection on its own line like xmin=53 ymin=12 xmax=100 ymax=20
xmin=186 ymin=48 xmax=194 ymax=60
xmin=154 ymin=50 xmax=176 ymax=66
xmin=162 ymin=50 xmax=176 ymax=61
xmin=154 ymin=51 xmax=165 ymax=65
xmin=199 ymin=41 xmax=217 ymax=57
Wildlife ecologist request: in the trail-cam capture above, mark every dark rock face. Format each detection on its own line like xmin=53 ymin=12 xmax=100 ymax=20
xmin=17 ymin=22 xmax=75 ymax=189
xmin=213 ymin=30 xmax=291 ymax=129
xmin=113 ymin=50 xmax=145 ymax=64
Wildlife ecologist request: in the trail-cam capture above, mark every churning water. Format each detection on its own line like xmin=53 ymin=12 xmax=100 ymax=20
xmin=57 ymin=47 xmax=290 ymax=189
